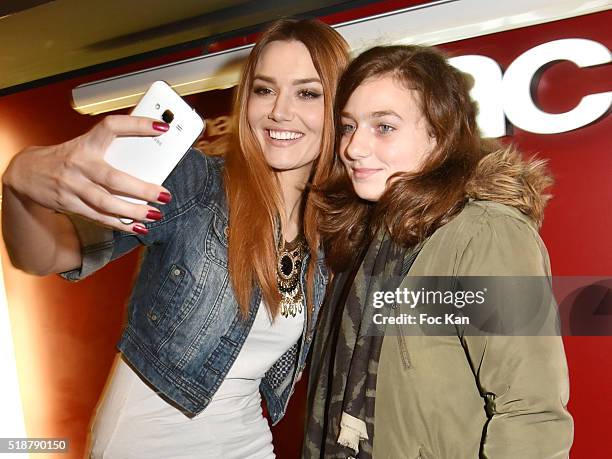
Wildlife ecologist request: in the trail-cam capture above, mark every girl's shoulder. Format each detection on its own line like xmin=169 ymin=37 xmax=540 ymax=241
xmin=412 ymin=200 xmax=549 ymax=277
xmin=435 ymin=200 xmax=538 ymax=247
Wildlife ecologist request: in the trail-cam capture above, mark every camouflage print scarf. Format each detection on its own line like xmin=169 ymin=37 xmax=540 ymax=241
xmin=303 ymin=229 xmax=419 ymax=458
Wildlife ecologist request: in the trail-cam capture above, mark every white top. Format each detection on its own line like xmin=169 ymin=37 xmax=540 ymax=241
xmin=90 ymin=302 xmax=304 ymax=459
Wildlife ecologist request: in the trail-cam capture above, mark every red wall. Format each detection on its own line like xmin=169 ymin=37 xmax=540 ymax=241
xmin=1 ymin=7 xmax=610 ymax=459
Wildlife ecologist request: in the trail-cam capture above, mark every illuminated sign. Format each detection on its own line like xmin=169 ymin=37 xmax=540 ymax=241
xmin=450 ymin=39 xmax=612 ymax=137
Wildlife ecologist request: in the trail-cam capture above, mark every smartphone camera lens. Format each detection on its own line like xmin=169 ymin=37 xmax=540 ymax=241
xmin=162 ymin=110 xmax=174 ymax=124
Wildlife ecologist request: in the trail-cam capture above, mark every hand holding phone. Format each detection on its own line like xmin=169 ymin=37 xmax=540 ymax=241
xmin=103 ymin=81 xmax=205 ymax=224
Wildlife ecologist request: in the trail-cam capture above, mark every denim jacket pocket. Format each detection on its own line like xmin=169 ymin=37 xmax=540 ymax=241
xmin=147 ymin=263 xmax=187 ymax=328
xmin=205 ymin=211 xmax=229 ymax=268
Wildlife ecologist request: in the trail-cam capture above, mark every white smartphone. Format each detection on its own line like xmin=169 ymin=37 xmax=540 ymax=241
xmin=103 ymin=80 xmax=205 ymax=223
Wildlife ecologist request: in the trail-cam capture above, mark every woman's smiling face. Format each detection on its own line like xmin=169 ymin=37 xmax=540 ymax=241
xmin=339 ymin=75 xmax=437 ymax=201
xmin=247 ymin=40 xmax=325 ymax=179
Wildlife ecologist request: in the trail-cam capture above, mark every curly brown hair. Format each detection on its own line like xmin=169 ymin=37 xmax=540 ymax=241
xmin=315 ymin=45 xmax=552 ymax=271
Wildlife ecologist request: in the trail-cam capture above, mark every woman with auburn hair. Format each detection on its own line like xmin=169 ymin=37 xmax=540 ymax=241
xmin=304 ymin=45 xmax=573 ymax=458
xmin=2 ymin=19 xmax=349 ymax=458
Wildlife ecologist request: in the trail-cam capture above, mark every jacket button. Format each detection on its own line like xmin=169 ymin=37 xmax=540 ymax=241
xmin=148 ymin=311 xmax=158 ymax=321
xmin=173 ymin=268 xmax=182 ymax=276
xmin=224 ymin=226 xmax=229 ymax=238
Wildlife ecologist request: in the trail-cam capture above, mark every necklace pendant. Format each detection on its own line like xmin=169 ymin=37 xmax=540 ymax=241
xmin=280 ymin=298 xmax=302 ymax=318
xmin=277 ymin=234 xmax=306 ymax=319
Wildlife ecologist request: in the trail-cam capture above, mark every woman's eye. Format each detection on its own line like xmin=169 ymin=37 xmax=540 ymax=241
xmin=253 ymin=86 xmax=273 ymax=96
xmin=298 ymin=89 xmax=322 ymax=99
xmin=378 ymin=124 xmax=395 ymax=134
xmin=340 ymin=123 xmax=355 ymax=135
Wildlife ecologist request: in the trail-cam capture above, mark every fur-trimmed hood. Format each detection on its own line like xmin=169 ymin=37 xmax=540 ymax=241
xmin=465 ymin=147 xmax=553 ymax=227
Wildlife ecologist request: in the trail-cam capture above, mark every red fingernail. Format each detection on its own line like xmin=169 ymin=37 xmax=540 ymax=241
xmin=133 ymin=224 xmax=149 ymax=235
xmin=158 ymin=192 xmax=172 ymax=204
xmin=146 ymin=210 xmax=162 ymax=221
xmin=153 ymin=121 xmax=169 ymax=132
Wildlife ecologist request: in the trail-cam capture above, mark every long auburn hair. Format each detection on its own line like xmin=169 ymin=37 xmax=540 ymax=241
xmin=224 ymin=19 xmax=349 ymax=317
xmin=316 ymin=45 xmax=552 ymax=271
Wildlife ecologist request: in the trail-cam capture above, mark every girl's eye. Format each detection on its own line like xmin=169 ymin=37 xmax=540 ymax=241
xmin=253 ymin=86 xmax=273 ymax=96
xmin=340 ymin=123 xmax=355 ymax=135
xmin=378 ymin=124 xmax=395 ymax=134
xmin=298 ymin=89 xmax=322 ymax=99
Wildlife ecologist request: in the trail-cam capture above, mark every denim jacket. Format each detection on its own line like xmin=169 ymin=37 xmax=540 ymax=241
xmin=61 ymin=148 xmax=329 ymax=423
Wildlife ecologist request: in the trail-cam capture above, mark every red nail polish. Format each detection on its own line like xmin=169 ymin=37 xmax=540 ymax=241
xmin=146 ymin=210 xmax=162 ymax=221
xmin=158 ymin=192 xmax=172 ymax=204
xmin=133 ymin=224 xmax=149 ymax=235
xmin=153 ymin=121 xmax=169 ymax=132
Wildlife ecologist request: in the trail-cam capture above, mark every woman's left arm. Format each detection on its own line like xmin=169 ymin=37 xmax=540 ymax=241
xmin=457 ymin=212 xmax=573 ymax=458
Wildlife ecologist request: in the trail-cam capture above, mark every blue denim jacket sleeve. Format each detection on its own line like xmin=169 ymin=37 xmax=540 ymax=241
xmin=59 ymin=148 xmax=210 ymax=281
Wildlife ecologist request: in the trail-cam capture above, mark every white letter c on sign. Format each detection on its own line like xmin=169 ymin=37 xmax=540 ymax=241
xmin=502 ymin=38 xmax=611 ymax=135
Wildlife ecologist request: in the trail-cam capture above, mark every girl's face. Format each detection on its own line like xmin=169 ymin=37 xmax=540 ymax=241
xmin=339 ymin=76 xmax=437 ymax=201
xmin=247 ymin=40 xmax=325 ymax=179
